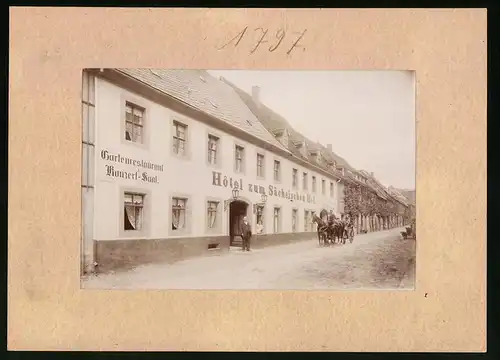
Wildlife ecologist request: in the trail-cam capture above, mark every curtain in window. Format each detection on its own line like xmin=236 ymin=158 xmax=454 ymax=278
xmin=134 ymin=206 xmax=142 ymax=230
xmin=125 ymin=122 xmax=133 ymax=141
xmin=210 ymin=210 xmax=217 ymax=228
xmin=173 ymin=208 xmax=186 ymax=229
xmin=133 ymin=125 xmax=142 ymax=143
xmin=256 ymin=206 xmax=263 ymax=225
xmin=133 ymin=108 xmax=143 ymax=124
xmin=208 ymin=203 xmax=217 ymax=228
xmin=125 ymin=206 xmax=136 ymax=230
xmin=172 ymin=208 xmax=180 ymax=228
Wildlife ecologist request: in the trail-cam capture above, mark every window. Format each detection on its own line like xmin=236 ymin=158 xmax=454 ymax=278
xmin=257 ymin=153 xmax=265 ymax=177
xmin=310 ymin=211 xmax=316 ymax=231
xmin=322 ymin=179 xmax=326 ymax=195
xmin=207 ymin=134 xmax=219 ymax=165
xmin=304 ymin=210 xmax=309 ymax=231
xmin=256 ymin=205 xmax=265 ymax=234
xmin=124 ymin=193 xmax=144 ymax=231
xmin=125 ymin=102 xmax=144 ymax=144
xmin=330 ymin=182 xmax=334 ymax=197
xmin=207 ymin=201 xmax=219 ymax=229
xmin=292 ymin=209 xmax=298 ymax=232
xmin=172 ymin=197 xmax=187 ymax=230
xmin=312 ymin=176 xmax=317 ymax=193
xmin=292 ymin=168 xmax=298 ymax=188
xmin=235 ymin=145 xmax=244 ymax=173
xmin=273 ymin=160 xmax=281 ymax=181
xmin=172 ymin=121 xmax=187 ymax=155
xmin=303 ymin=172 xmax=308 ymax=190
xmin=273 ymin=207 xmax=281 ymax=233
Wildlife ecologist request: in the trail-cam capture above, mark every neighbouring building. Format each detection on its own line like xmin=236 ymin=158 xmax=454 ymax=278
xmin=221 ymin=79 xmax=349 ymax=216
xmin=81 ymin=69 xmax=346 ymax=274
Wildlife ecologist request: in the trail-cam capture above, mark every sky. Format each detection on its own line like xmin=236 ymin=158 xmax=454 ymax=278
xmin=208 ymin=70 xmax=415 ymax=190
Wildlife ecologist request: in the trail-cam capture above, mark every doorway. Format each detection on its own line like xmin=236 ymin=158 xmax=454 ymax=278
xmin=229 ymin=200 xmax=249 ymax=246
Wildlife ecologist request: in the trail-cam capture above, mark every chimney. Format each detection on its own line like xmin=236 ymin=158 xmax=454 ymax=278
xmin=370 ymin=172 xmax=374 ymax=177
xmin=327 ymin=144 xmax=332 ymax=152
xmin=252 ymin=86 xmax=261 ymax=107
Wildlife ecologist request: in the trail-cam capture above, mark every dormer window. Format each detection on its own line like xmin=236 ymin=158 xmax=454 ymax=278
xmin=301 ymin=141 xmax=308 ymax=157
xmin=312 ymin=151 xmax=322 ymax=164
xmin=274 ymin=128 xmax=289 ymax=148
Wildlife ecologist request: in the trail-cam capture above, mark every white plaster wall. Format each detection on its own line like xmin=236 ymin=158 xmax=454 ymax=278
xmin=93 ymin=78 xmax=342 ymax=241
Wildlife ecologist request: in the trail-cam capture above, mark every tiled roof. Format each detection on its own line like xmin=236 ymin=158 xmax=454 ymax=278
xmin=221 ymin=77 xmax=352 ymax=175
xmin=387 ymin=187 xmax=410 ymax=206
xmin=116 ymin=69 xmax=290 ymax=153
xmin=395 ymin=188 xmax=416 ymax=204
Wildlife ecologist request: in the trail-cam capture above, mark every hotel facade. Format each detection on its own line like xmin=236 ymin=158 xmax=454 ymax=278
xmin=81 ymin=69 xmax=346 ymax=273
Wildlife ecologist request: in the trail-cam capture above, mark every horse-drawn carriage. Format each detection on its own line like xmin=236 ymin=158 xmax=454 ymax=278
xmin=312 ymin=209 xmax=355 ymax=247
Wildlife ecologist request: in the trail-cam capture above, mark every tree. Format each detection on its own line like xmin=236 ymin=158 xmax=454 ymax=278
xmin=343 ymin=183 xmax=357 ymax=214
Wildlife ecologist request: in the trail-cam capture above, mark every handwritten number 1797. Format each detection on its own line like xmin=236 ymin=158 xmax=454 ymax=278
xmin=218 ymin=27 xmax=307 ymax=55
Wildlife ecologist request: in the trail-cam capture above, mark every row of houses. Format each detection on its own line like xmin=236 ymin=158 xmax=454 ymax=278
xmin=81 ymin=68 xmax=414 ymax=274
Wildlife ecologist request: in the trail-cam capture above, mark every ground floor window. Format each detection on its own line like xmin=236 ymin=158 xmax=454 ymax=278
xmin=124 ymin=193 xmax=144 ymax=231
xmin=292 ymin=209 xmax=298 ymax=232
xmin=256 ymin=205 xmax=265 ymax=234
xmin=304 ymin=210 xmax=309 ymax=232
xmin=172 ymin=197 xmax=187 ymax=230
xmin=310 ymin=211 xmax=316 ymax=232
xmin=207 ymin=201 xmax=219 ymax=229
xmin=273 ymin=207 xmax=281 ymax=233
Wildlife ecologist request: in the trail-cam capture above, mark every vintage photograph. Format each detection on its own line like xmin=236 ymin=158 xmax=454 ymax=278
xmin=80 ymin=69 xmax=416 ymax=290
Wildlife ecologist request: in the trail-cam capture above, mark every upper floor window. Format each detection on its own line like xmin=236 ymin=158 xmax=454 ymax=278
xmin=235 ymin=145 xmax=244 ymax=173
xmin=172 ymin=121 xmax=187 ymax=155
xmin=322 ymin=179 xmax=326 ymax=195
xmin=303 ymin=172 xmax=308 ymax=190
xmin=257 ymin=153 xmax=265 ymax=178
xmin=207 ymin=134 xmax=219 ymax=165
xmin=125 ymin=102 xmax=144 ymax=144
xmin=273 ymin=160 xmax=281 ymax=181
xmin=292 ymin=168 xmax=298 ymax=188
xmin=330 ymin=182 xmax=334 ymax=197
xmin=312 ymin=176 xmax=317 ymax=193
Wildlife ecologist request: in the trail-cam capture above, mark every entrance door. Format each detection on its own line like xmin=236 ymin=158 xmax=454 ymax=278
xmin=229 ymin=200 xmax=248 ymax=246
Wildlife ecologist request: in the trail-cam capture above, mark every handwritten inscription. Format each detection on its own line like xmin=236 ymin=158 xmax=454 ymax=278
xmin=218 ymin=27 xmax=307 ymax=55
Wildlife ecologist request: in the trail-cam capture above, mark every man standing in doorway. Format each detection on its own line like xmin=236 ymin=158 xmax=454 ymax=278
xmin=241 ymin=216 xmax=252 ymax=252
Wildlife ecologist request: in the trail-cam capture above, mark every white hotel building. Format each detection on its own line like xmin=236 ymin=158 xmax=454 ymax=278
xmin=81 ymin=69 xmax=345 ymax=273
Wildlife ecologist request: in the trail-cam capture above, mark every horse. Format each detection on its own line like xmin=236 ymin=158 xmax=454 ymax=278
xmin=331 ymin=219 xmax=345 ymax=244
xmin=312 ymin=214 xmax=329 ymax=246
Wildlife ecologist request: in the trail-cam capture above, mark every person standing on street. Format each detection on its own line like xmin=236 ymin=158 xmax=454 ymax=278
xmin=241 ymin=216 xmax=252 ymax=251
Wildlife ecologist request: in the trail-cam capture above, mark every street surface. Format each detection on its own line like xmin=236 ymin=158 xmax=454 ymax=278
xmin=82 ymin=228 xmax=415 ymax=290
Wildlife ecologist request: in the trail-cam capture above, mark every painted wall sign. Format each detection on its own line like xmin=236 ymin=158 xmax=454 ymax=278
xmin=212 ymin=171 xmax=316 ymax=204
xmin=100 ymin=149 xmax=163 ymax=184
